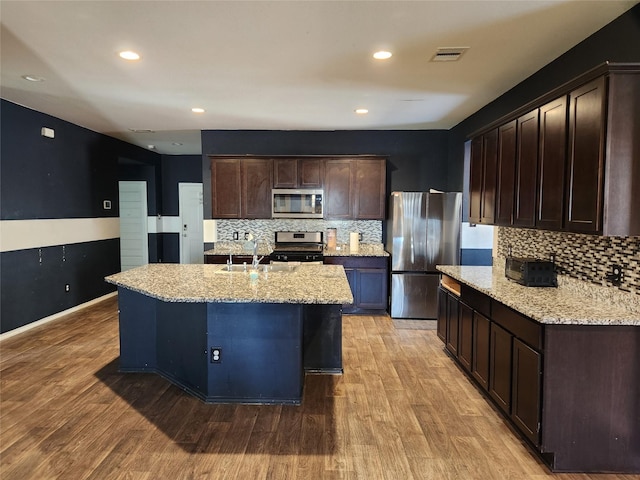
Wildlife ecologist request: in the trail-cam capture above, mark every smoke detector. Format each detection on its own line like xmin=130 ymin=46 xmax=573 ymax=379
xmin=430 ymin=47 xmax=469 ymax=62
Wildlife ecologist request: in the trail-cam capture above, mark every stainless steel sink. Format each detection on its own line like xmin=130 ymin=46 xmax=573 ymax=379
xmin=262 ymin=264 xmax=296 ymax=272
xmin=214 ymin=264 xmax=296 ymax=274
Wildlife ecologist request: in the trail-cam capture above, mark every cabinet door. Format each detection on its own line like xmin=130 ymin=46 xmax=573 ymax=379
xmin=299 ymin=158 xmax=324 ymax=188
xmin=480 ymin=129 xmax=498 ymax=224
xmin=471 ymin=312 xmax=490 ymax=391
xmin=469 ymin=136 xmax=483 ymax=224
xmin=355 ymin=159 xmax=386 ymax=219
xmin=437 ymin=288 xmax=448 ymax=342
xmin=565 ymin=77 xmax=606 ymax=233
xmin=341 ymin=268 xmax=357 ymax=313
xmin=512 ymin=338 xmax=542 ymax=446
xmin=489 ymin=322 xmax=512 ymax=414
xmin=242 ymin=159 xmax=273 ymax=218
xmin=211 ymin=158 xmax=242 ymax=218
xmin=356 ymin=268 xmax=388 ymax=310
xmin=324 ymin=159 xmax=354 ymax=219
xmin=537 ymin=96 xmax=567 ymax=230
xmin=458 ymin=301 xmax=473 ymax=372
xmin=445 ymin=293 xmax=459 ymax=356
xmin=273 ymin=158 xmax=297 ymax=188
xmin=514 ymin=110 xmax=539 ymax=227
xmin=496 ymin=120 xmax=517 ymax=225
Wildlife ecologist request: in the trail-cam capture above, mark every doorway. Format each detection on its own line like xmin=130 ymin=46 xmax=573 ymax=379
xmin=118 ymin=181 xmax=148 ymax=271
xmin=179 ymin=183 xmax=204 ymax=264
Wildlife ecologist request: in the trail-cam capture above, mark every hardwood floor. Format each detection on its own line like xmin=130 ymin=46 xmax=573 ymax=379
xmin=0 ymin=297 xmax=636 ymax=480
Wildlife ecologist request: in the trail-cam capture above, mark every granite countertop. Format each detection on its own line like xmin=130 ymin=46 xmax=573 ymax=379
xmin=437 ymin=265 xmax=639 ymax=326
xmin=323 ymin=243 xmax=389 ymax=257
xmin=204 ymin=242 xmax=389 ymax=257
xmin=106 ymin=263 xmax=354 ymax=305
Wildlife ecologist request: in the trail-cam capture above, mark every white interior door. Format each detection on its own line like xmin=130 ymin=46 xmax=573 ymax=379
xmin=179 ymin=183 xmax=204 ymax=264
xmin=118 ymin=181 xmax=148 ymax=271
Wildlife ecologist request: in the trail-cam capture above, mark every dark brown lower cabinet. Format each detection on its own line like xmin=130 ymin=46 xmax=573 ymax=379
xmin=437 ymin=275 xmax=640 ymax=473
xmin=436 ymin=287 xmax=447 ymax=341
xmin=445 ymin=293 xmax=459 ymax=356
xmin=457 ymin=302 xmax=473 ymax=372
xmin=323 ymin=256 xmax=388 ymax=314
xmin=471 ymin=312 xmax=490 ymax=390
xmin=512 ymin=338 xmax=542 ymax=446
xmin=489 ymin=322 xmax=512 ymax=414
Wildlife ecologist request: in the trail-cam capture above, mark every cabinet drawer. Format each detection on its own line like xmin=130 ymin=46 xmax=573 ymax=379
xmin=491 ymin=301 xmax=542 ymax=350
xmin=460 ymin=284 xmax=491 ymax=317
xmin=324 ymin=256 xmax=387 ymax=269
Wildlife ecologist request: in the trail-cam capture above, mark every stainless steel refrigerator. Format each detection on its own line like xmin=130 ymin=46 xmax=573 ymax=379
xmin=386 ymin=191 xmax=462 ymax=319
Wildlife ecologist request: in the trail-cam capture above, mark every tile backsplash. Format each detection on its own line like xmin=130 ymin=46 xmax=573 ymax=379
xmin=214 ymin=219 xmax=382 ymax=247
xmin=497 ymin=226 xmax=640 ymax=296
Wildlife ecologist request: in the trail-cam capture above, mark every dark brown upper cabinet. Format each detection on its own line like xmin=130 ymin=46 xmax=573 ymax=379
xmin=565 ymin=71 xmax=640 ymax=235
xmin=324 ymin=158 xmax=355 ymax=219
xmin=481 ymin=130 xmax=498 ymax=224
xmin=242 ymin=159 xmax=273 ymax=218
xmin=537 ymin=96 xmax=568 ymax=230
xmin=468 ymin=63 xmax=640 ymax=236
xmin=469 ymin=136 xmax=483 ymax=224
xmin=513 ymin=110 xmax=539 ymax=228
xmin=468 ymin=131 xmax=497 ymax=225
xmin=354 ymin=158 xmax=386 ymax=219
xmin=495 ymin=120 xmax=517 ymax=226
xmin=210 ymin=157 xmax=273 ymax=219
xmin=273 ymin=158 xmax=323 ymax=188
xmin=211 ymin=157 xmax=242 ymax=218
xmin=565 ymin=78 xmax=606 ymax=234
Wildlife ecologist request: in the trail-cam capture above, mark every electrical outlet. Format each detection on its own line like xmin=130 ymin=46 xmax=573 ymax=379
xmin=210 ymin=347 xmax=222 ymax=363
xmin=65 ymin=284 xmax=70 ymax=292
xmin=233 ymin=232 xmax=239 ymax=240
xmin=606 ymin=264 xmax=623 ymax=285
xmin=244 ymin=232 xmax=250 ymax=240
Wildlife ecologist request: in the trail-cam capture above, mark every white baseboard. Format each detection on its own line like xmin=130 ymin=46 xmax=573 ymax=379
xmin=0 ymin=292 xmax=117 ymax=341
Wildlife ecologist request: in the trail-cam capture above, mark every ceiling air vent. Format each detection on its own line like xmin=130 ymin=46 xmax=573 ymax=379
xmin=430 ymin=47 xmax=469 ymax=62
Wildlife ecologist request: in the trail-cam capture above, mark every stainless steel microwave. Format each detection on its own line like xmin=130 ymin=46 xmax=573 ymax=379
xmin=272 ymin=189 xmax=324 ymax=218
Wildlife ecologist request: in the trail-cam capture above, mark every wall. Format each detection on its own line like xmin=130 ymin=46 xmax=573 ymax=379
xmin=157 ymin=154 xmax=203 ymax=263
xmin=214 ymin=219 xmax=382 ymax=248
xmin=496 ymin=228 xmax=640 ymax=295
xmin=448 ymin=4 xmax=640 ymax=197
xmin=0 ymin=100 xmax=160 ymax=333
xmin=200 ymin=130 xmax=452 ymax=218
xmin=446 ymin=4 xmax=640 ymax=274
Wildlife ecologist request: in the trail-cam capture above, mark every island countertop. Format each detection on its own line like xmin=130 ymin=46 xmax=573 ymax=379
xmin=437 ymin=265 xmax=639 ymax=326
xmin=204 ymin=242 xmax=389 ymax=257
xmin=106 ymin=263 xmax=354 ymax=305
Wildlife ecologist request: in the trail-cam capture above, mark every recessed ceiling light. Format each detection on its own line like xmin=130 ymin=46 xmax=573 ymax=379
xmin=147 ymin=145 xmax=156 ymax=150
xmin=191 ymin=107 xmax=205 ymax=113
xmin=119 ymin=50 xmax=141 ymax=61
xmin=373 ymin=51 xmax=392 ymax=60
xmin=355 ymin=108 xmax=369 ymax=115
xmin=172 ymin=142 xmax=183 ymax=146
xmin=22 ymin=74 xmax=45 ymax=82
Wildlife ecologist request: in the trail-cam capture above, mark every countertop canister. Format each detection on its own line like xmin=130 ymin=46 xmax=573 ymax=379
xmin=350 ymin=232 xmax=359 ymax=253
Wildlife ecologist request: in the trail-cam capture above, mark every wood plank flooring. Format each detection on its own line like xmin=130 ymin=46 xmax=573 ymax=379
xmin=1 ymin=296 xmax=637 ymax=479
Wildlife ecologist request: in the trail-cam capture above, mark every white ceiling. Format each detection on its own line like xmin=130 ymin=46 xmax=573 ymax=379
xmin=1 ymin=0 xmax=637 ymax=155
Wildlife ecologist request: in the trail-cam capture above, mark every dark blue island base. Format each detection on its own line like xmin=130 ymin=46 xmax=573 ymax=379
xmin=117 ymin=288 xmax=343 ymax=405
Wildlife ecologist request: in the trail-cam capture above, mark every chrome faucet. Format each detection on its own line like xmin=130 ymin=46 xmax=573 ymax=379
xmin=227 ymin=253 xmax=233 ymax=270
xmin=252 ymin=238 xmax=263 ymax=269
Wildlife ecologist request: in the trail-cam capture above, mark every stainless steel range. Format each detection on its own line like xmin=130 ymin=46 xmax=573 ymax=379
xmin=270 ymin=231 xmax=324 ymax=263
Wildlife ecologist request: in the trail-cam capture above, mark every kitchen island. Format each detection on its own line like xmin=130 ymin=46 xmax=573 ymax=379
xmin=437 ymin=265 xmax=639 ymax=473
xmin=105 ymin=263 xmax=353 ymax=405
